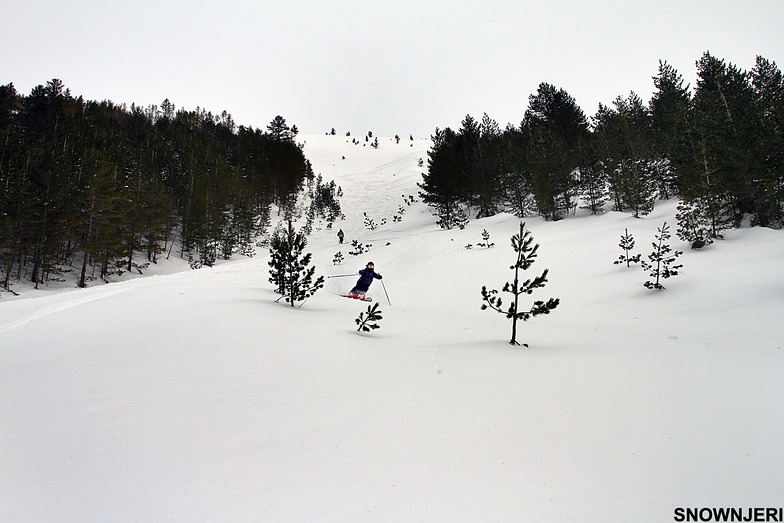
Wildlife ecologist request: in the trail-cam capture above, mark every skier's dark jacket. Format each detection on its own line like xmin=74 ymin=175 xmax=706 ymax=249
xmin=353 ymin=268 xmax=382 ymax=292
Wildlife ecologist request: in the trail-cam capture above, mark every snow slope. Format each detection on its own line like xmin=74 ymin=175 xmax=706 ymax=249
xmin=1 ymin=134 xmax=783 ymax=522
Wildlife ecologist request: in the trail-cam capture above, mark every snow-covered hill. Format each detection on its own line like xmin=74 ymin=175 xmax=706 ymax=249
xmin=2 ymin=134 xmax=783 ymax=522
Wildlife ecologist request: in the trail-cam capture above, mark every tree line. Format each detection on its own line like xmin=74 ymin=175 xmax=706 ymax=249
xmin=419 ymin=52 xmax=784 ymax=235
xmin=0 ymin=79 xmax=312 ymax=291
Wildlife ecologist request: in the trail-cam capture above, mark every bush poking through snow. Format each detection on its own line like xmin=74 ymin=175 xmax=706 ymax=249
xmin=481 ymin=222 xmax=560 ymax=346
xmin=356 ymin=303 xmax=383 ymax=332
xmin=348 ymin=240 xmax=372 ymax=256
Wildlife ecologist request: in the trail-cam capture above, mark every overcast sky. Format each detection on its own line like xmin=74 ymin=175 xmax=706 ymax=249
xmin=2 ymin=1 xmax=783 ymax=138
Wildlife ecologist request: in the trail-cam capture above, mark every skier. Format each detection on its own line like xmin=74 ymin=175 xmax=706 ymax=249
xmin=337 ymin=229 xmax=344 ymax=244
xmin=348 ymin=261 xmax=382 ymax=298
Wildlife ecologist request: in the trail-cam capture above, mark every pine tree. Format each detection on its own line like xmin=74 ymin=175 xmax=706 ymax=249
xmin=355 ymin=302 xmax=383 ymax=332
xmin=613 ymin=228 xmax=641 ymax=266
xmin=682 ymin=53 xmax=759 ymax=224
xmin=675 ymin=197 xmax=732 ymax=248
xmin=578 ymin=133 xmax=609 ymax=214
xmin=641 ymin=222 xmax=683 ymax=290
xmin=649 ymin=60 xmax=690 ymax=200
xmin=268 ymin=221 xmax=324 ymax=307
xmin=750 ymin=56 xmax=784 ymax=227
xmin=481 ymin=222 xmax=560 ymax=346
xmin=476 ymin=229 xmax=495 ymax=248
xmin=522 ymin=83 xmax=588 ymax=220
xmin=592 ymin=93 xmax=657 ymax=217
xmin=419 ymin=127 xmax=469 ymax=229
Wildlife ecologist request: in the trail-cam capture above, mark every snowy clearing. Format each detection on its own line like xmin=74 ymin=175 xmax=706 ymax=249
xmin=1 ymin=134 xmax=783 ymax=522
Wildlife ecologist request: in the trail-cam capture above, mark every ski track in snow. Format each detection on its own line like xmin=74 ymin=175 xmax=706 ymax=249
xmin=0 ymin=280 xmax=143 ymax=335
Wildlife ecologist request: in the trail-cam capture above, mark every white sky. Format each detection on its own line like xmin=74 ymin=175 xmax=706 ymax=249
xmin=2 ymin=0 xmax=783 ymax=138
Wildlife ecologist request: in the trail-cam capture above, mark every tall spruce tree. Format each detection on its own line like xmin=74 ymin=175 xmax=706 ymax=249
xmin=521 ymin=83 xmax=588 ymax=220
xmin=481 ymin=222 xmax=560 ymax=346
xmin=592 ymin=93 xmax=657 ymax=217
xmin=685 ymin=52 xmax=759 ymax=224
xmin=577 ymin=132 xmax=609 ymax=214
xmin=750 ymin=56 xmax=784 ymax=226
xmin=649 ymin=60 xmax=690 ymax=200
xmin=419 ymin=127 xmax=468 ymax=229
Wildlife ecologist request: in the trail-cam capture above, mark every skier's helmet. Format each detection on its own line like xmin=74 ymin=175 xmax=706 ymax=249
xmin=366 ymin=261 xmax=374 ymax=269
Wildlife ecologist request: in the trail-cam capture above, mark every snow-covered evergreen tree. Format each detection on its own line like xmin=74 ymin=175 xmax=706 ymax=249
xmin=481 ymin=222 xmax=560 ymax=346
xmin=268 ymin=221 xmax=324 ymax=307
xmin=642 ymin=222 xmax=683 ymax=290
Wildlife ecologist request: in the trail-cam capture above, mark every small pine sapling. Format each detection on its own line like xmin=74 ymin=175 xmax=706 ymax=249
xmin=348 ymin=240 xmax=372 ymax=256
xmin=333 ymin=251 xmax=344 ymax=265
xmin=481 ymin=222 xmax=560 ymax=346
xmin=613 ymin=228 xmax=641 ymax=267
xmin=362 ymin=212 xmax=386 ymax=231
xmin=355 ymin=303 xmax=383 ymax=332
xmin=641 ymin=222 xmax=683 ymax=290
xmin=476 ymin=229 xmax=495 ymax=248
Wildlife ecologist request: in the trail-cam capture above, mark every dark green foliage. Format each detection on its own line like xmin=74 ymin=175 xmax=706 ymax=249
xmin=614 ymin=228 xmax=641 ymax=266
xmin=421 ymin=53 xmax=782 ymax=234
xmin=355 ymin=302 xmax=383 ymax=332
xmin=674 ymin=53 xmax=761 ymax=226
xmin=592 ymin=93 xmax=657 ymax=217
xmin=0 ymin=80 xmax=310 ymax=291
xmin=750 ymin=56 xmax=784 ymax=227
xmin=418 ymin=127 xmax=469 ymax=230
xmin=309 ymin=175 xmax=343 ymax=223
xmin=649 ymin=60 xmax=689 ymax=200
xmin=268 ymin=221 xmax=324 ymax=307
xmin=577 ymin=133 xmax=610 ymax=214
xmin=422 ymin=86 xmax=587 ymax=225
xmin=642 ymin=222 xmax=683 ymax=290
xmin=521 ymin=84 xmax=589 ymax=221
xmin=481 ymin=222 xmax=560 ymax=346
xmin=348 ymin=240 xmax=371 ymax=256
xmin=675 ymin=197 xmax=732 ymax=248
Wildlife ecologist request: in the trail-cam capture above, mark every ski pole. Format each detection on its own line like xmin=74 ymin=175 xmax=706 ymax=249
xmin=327 ymin=274 xmax=356 ymax=278
xmin=381 ymin=279 xmax=391 ymax=306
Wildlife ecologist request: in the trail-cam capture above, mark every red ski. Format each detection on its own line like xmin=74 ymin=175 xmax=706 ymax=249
xmin=341 ymin=293 xmax=372 ymax=302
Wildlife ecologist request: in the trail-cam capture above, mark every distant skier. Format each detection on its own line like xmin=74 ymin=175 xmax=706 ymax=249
xmin=337 ymin=229 xmax=344 ymax=244
xmin=348 ymin=261 xmax=382 ymax=297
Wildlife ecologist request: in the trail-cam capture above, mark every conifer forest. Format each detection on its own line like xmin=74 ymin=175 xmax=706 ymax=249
xmin=420 ymin=53 xmax=784 ymax=239
xmin=2 ymin=51 xmax=782 ymax=292
xmin=0 ymin=80 xmax=311 ymax=290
